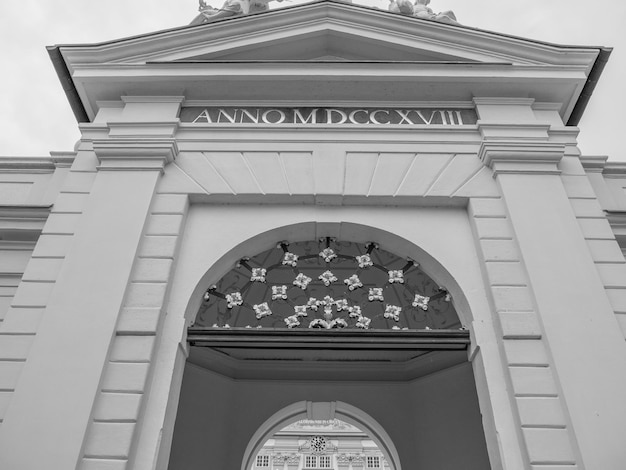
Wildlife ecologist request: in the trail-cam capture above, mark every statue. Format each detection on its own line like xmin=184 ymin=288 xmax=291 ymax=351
xmin=190 ymin=0 xmax=284 ymax=25
xmin=388 ymin=0 xmax=459 ymax=25
xmin=388 ymin=0 xmax=414 ymax=16
xmin=413 ymin=0 xmax=458 ymax=24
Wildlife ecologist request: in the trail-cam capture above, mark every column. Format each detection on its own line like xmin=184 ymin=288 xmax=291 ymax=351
xmin=477 ymin=99 xmax=626 ymax=470
xmin=0 ymin=137 xmax=177 ymax=470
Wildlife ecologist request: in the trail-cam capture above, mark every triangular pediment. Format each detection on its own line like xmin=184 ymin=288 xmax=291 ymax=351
xmin=56 ymin=1 xmax=600 ymax=67
xmin=169 ymin=29 xmax=478 ymax=63
xmin=51 ymin=0 xmax=604 ymax=123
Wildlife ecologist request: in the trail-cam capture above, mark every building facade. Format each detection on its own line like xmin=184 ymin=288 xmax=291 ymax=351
xmin=1 ymin=2 xmax=625 ymax=469
xmin=254 ymin=419 xmax=390 ymax=470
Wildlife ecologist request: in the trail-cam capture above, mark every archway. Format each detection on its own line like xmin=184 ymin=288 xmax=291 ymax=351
xmin=181 ymin=221 xmax=475 ymax=328
xmin=167 ymin=221 xmax=492 ymax=470
xmin=243 ymin=401 xmax=401 ymax=470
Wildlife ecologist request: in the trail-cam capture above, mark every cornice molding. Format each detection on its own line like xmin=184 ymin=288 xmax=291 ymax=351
xmin=50 ymin=1 xmax=605 ymax=125
xmin=121 ymin=95 xmax=185 ymax=104
xmin=580 ymin=155 xmax=609 ymax=173
xmin=182 ymin=99 xmax=476 ymax=108
xmin=106 ymin=121 xmax=180 ymax=138
xmin=474 ymin=97 xmax=536 ymax=107
xmin=0 ymin=205 xmax=52 ymax=241
xmin=598 ymin=162 xmax=626 ymax=178
xmin=56 ymin=2 xmax=601 ymax=68
xmin=605 ymin=211 xmax=626 ymax=233
xmin=476 ymin=121 xmax=552 ymax=140
xmin=0 ymin=240 xmax=38 ymax=251
xmin=479 ymin=141 xmax=565 ymax=176
xmin=0 ymin=158 xmax=56 ymax=173
xmin=532 ymin=102 xmax=563 ymax=111
xmin=49 ymin=151 xmax=77 ymax=168
xmin=0 ymin=205 xmax=52 ymax=220
xmin=93 ymin=139 xmax=179 ymax=172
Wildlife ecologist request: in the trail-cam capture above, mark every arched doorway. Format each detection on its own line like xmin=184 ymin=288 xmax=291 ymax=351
xmin=167 ymin=223 xmax=492 ymax=470
xmin=244 ymin=402 xmax=400 ymax=470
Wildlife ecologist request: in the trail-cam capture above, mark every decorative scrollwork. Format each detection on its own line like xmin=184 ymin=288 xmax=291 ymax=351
xmin=196 ymin=239 xmax=460 ymax=331
xmin=337 ymin=453 xmax=365 ymax=464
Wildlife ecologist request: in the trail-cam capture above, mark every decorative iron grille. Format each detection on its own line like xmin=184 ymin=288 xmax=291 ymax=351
xmin=195 ymin=239 xmax=461 ymax=331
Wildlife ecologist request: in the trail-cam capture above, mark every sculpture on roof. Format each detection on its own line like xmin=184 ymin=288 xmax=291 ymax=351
xmin=389 ymin=0 xmax=458 ymax=25
xmin=190 ymin=0 xmax=283 ymax=25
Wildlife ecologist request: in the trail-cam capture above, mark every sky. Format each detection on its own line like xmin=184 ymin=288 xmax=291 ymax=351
xmin=1 ymin=0 xmax=624 ymax=161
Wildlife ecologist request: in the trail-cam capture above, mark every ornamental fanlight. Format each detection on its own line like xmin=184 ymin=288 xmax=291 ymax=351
xmin=196 ymin=239 xmax=461 ymax=331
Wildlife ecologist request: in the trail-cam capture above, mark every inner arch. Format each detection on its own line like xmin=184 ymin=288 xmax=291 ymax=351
xmin=242 ymin=401 xmax=402 ymax=470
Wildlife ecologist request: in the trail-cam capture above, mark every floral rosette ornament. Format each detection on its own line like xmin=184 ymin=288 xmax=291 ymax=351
xmin=388 ymin=270 xmax=404 ymax=284
xmin=294 ymin=305 xmax=308 ymax=317
xmin=271 ymin=285 xmax=288 ymax=300
xmin=306 ymin=297 xmax=320 ymax=311
xmin=251 ymin=268 xmax=267 ymax=283
xmin=225 ymin=292 xmax=243 ymax=309
xmin=368 ymin=288 xmax=384 ymax=302
xmin=412 ymin=294 xmax=430 ymax=311
xmin=293 ymin=273 xmax=312 ymax=290
xmin=384 ymin=305 xmax=402 ymax=321
xmin=344 ymin=274 xmax=363 ymax=291
xmin=356 ymin=254 xmax=373 ymax=268
xmin=348 ymin=306 xmax=362 ymax=318
xmin=282 ymin=252 xmax=299 ymax=267
xmin=319 ymin=270 xmax=338 ymax=286
xmin=319 ymin=248 xmax=338 ymax=263
xmin=253 ymin=302 xmax=272 ymax=319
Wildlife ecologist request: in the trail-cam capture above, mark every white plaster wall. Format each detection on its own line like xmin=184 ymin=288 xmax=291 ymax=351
xmin=6 ymin=95 xmax=626 ymax=470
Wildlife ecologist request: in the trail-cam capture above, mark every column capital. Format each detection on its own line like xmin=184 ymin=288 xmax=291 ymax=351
xmin=93 ymin=138 xmax=179 ymax=172
xmin=474 ymin=97 xmax=552 ymax=141
xmin=479 ymin=141 xmax=565 ymax=176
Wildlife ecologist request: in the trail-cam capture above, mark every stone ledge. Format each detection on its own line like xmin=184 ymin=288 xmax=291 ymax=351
xmin=93 ymin=139 xmax=179 ymax=172
xmin=479 ymin=141 xmax=565 ymax=176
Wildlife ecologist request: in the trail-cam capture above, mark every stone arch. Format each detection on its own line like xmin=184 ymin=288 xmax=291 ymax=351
xmin=241 ymin=401 xmax=402 ymax=470
xmin=169 ymin=220 xmax=495 ymax=470
xmin=184 ymin=221 xmax=475 ymax=328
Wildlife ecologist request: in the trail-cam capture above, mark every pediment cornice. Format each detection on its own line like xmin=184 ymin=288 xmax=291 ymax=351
xmin=48 ymin=0 xmax=608 ymax=125
xmin=54 ymin=1 xmax=601 ymax=67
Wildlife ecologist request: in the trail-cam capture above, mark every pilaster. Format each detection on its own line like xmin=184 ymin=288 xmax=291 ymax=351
xmin=478 ymin=104 xmax=626 ymax=470
xmin=0 ymin=138 xmax=177 ymax=470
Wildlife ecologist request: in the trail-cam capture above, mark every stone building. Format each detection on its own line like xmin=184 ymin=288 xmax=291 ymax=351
xmin=254 ymin=419 xmax=389 ymax=470
xmin=1 ymin=1 xmax=625 ymax=469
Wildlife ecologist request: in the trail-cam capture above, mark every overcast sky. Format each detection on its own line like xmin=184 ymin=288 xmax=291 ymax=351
xmin=1 ymin=0 xmax=624 ymax=161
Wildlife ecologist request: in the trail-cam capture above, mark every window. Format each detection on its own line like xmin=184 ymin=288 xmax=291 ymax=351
xmin=366 ymin=456 xmax=380 ymax=468
xmin=256 ymin=455 xmax=270 ymax=467
xmin=304 ymin=455 xmax=332 ymax=469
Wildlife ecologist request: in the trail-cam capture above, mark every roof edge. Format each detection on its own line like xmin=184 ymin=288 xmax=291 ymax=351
xmin=47 ymin=46 xmax=89 ymax=123
xmin=567 ymin=47 xmax=612 ymax=126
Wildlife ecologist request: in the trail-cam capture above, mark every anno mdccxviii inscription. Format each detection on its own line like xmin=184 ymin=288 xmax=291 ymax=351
xmin=180 ymin=107 xmax=477 ymax=126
